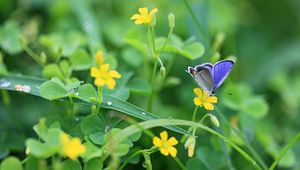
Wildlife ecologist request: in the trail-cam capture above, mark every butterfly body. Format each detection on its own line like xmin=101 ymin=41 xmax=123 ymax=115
xmin=187 ymin=59 xmax=235 ymax=95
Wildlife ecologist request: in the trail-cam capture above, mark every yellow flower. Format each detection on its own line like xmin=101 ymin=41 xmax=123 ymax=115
xmin=60 ymin=133 xmax=86 ymax=160
xmin=193 ymin=88 xmax=218 ymax=110
xmin=152 ymin=131 xmax=178 ymax=157
xmin=130 ymin=7 xmax=158 ymax=25
xmin=90 ymin=64 xmax=121 ymax=90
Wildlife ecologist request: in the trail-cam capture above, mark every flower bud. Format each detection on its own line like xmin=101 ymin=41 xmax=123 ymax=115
xmin=211 ymin=52 xmax=220 ymax=63
xmin=212 ymin=32 xmax=225 ymax=52
xmin=209 ymin=114 xmax=220 ymax=127
xmin=168 ymin=13 xmax=175 ymax=29
xmin=160 ymin=66 xmax=166 ymax=78
xmin=184 ymin=136 xmax=196 ymax=157
xmin=40 ymin=52 xmax=47 ymax=64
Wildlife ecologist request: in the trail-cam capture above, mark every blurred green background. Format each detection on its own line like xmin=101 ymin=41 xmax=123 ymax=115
xmin=1 ymin=0 xmax=300 ymax=169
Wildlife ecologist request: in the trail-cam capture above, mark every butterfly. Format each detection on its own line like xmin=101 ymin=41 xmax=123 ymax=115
xmin=186 ymin=59 xmax=235 ymax=96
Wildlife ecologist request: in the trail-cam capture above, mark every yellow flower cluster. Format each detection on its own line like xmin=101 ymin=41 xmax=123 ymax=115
xmin=193 ymin=88 xmax=218 ymax=110
xmin=90 ymin=50 xmax=121 ymax=90
xmin=130 ymin=7 xmax=158 ymax=25
xmin=152 ymin=131 xmax=178 ymax=157
xmin=60 ymin=132 xmax=86 ymax=160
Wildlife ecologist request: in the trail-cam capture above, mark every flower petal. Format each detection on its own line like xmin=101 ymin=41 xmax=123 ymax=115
xmin=202 ymin=90 xmax=209 ymax=99
xmin=60 ymin=133 xmax=70 ymax=145
xmin=207 ymin=96 xmax=218 ymax=103
xmin=94 ymin=78 xmax=105 ymax=87
xmin=203 ymin=102 xmax=214 ymax=110
xmin=100 ymin=64 xmax=110 ymax=73
xmin=167 ymin=137 xmax=178 ymax=146
xmin=194 ymin=97 xmax=202 ymax=106
xmin=160 ymin=131 xmax=168 ymax=142
xmin=153 ymin=137 xmax=162 ymax=147
xmin=138 ymin=7 xmax=148 ymax=16
xmin=106 ymin=78 xmax=116 ymax=90
xmin=193 ymin=88 xmax=202 ymax=98
xmin=108 ymin=70 xmax=121 ymax=78
xmin=135 ymin=19 xmax=144 ymax=25
xmin=90 ymin=67 xmax=100 ymax=77
xmin=160 ymin=147 xmax=169 ymax=156
xmin=149 ymin=8 xmax=158 ymax=16
xmin=130 ymin=14 xmax=141 ymax=20
xmin=169 ymin=147 xmax=177 ymax=157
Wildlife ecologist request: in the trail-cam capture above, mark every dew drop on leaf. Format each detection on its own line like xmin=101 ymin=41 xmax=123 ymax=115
xmin=0 ymin=79 xmax=11 ymax=88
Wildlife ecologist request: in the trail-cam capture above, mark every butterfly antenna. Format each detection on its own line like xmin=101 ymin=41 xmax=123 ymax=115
xmin=223 ymin=91 xmax=232 ymax=96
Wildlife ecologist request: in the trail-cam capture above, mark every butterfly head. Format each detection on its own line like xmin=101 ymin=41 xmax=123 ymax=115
xmin=186 ymin=67 xmax=197 ymax=77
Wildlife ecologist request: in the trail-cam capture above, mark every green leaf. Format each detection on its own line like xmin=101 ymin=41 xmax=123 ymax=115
xmin=77 ymin=84 xmax=97 ymax=101
xmin=43 ymin=64 xmax=64 ymax=79
xmin=0 ymin=75 xmax=189 ymax=135
xmin=0 ymin=20 xmax=22 ymax=55
xmin=62 ymin=160 xmax=81 ymax=170
xmin=59 ymin=60 xmax=71 ymax=78
xmin=80 ymin=114 xmax=105 ymax=135
xmin=25 ymin=156 xmax=47 ymax=170
xmin=128 ymin=78 xmax=151 ymax=93
xmin=88 ymin=132 xmax=105 ymax=145
xmin=82 ymin=142 xmax=102 ymax=162
xmin=124 ymin=29 xmax=147 ymax=55
xmin=104 ymin=55 xmax=118 ymax=70
xmin=155 ymin=35 xmax=205 ymax=60
xmin=128 ymin=131 xmax=142 ymax=142
xmin=241 ymin=97 xmax=269 ymax=119
xmin=70 ymin=49 xmax=92 ymax=70
xmin=25 ymin=139 xmax=59 ymax=158
xmin=121 ymin=48 xmax=142 ymax=67
xmin=115 ymin=144 xmax=130 ymax=156
xmin=0 ymin=157 xmax=22 ymax=170
xmin=40 ymin=79 xmax=69 ymax=100
xmin=39 ymin=31 xmax=87 ymax=57
xmin=83 ymin=158 xmax=103 ymax=170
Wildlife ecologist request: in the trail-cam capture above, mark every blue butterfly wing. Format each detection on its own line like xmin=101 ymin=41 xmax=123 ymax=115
xmin=212 ymin=60 xmax=234 ymax=90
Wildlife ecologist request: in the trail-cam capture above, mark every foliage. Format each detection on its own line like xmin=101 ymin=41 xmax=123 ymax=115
xmin=1 ymin=0 xmax=300 ymax=170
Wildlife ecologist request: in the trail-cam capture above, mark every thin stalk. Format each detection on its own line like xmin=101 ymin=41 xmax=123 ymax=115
xmin=215 ymin=106 xmax=268 ymax=169
xmin=182 ymin=0 xmax=209 ymax=44
xmin=191 ymin=106 xmax=199 ymax=135
xmin=157 ymin=27 xmax=173 ymax=55
xmin=22 ymin=43 xmax=44 ymax=65
xmin=173 ymin=157 xmax=187 ymax=170
xmin=103 ymin=119 xmax=261 ymax=169
xmin=119 ymin=150 xmax=144 ymax=170
xmin=147 ymin=59 xmax=158 ymax=112
xmin=191 ymin=106 xmax=199 ymax=122
xmin=269 ymin=131 xmax=300 ymax=170
xmin=96 ymin=86 xmax=103 ymax=113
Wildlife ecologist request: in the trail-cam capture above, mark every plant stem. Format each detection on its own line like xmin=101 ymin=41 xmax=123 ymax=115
xmin=215 ymin=106 xmax=268 ymax=170
xmin=96 ymin=86 xmax=103 ymax=113
xmin=147 ymin=59 xmax=158 ymax=112
xmin=22 ymin=42 xmax=44 ymax=65
xmin=191 ymin=106 xmax=199 ymax=135
xmin=173 ymin=157 xmax=187 ymax=170
xmin=104 ymin=119 xmax=261 ymax=170
xmin=269 ymin=131 xmax=300 ymax=170
xmin=191 ymin=106 xmax=199 ymax=122
xmin=119 ymin=150 xmax=144 ymax=170
xmin=182 ymin=0 xmax=209 ymax=45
